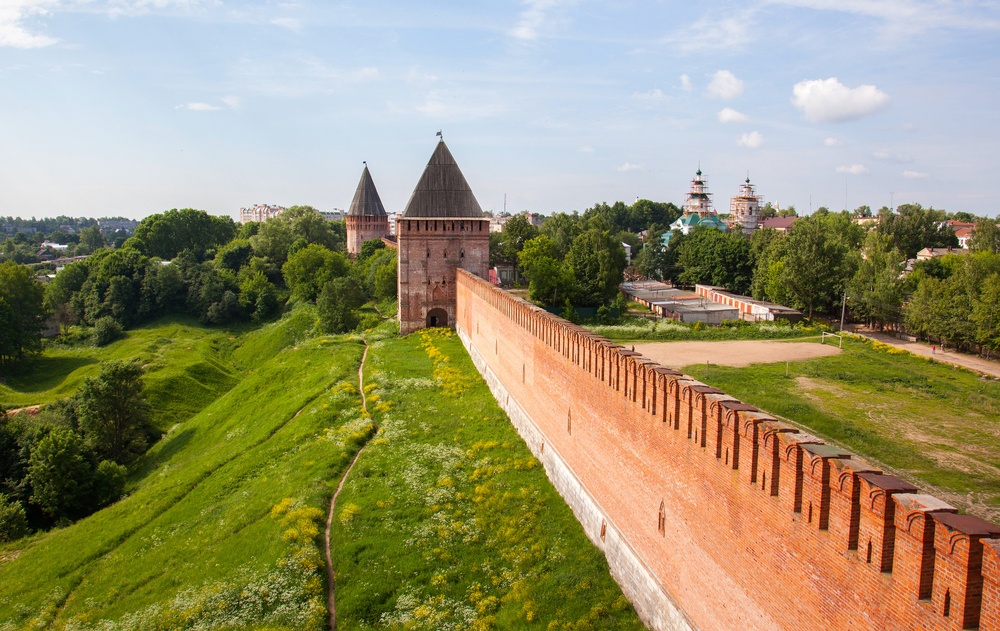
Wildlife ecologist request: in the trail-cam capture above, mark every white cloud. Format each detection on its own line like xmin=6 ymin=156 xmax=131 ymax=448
xmin=836 ymin=164 xmax=868 ymax=175
xmin=679 ymin=74 xmax=692 ymax=91
xmin=903 ymin=170 xmax=929 ymax=179
xmin=617 ymin=162 xmax=642 ymax=172
xmin=578 ymin=146 xmax=594 ymax=154
xmin=767 ymin=0 xmax=1000 ymax=37
xmin=791 ymin=78 xmax=890 ymax=123
xmin=0 ymin=0 xmax=60 ymax=49
xmin=219 ymin=95 xmax=241 ymax=109
xmin=510 ymin=0 xmax=570 ymax=41
xmin=718 ymin=107 xmax=747 ymax=123
xmin=270 ymin=17 xmax=301 ymax=31
xmin=667 ymin=10 xmax=756 ymax=53
xmin=175 ymin=102 xmax=221 ymax=111
xmin=707 ymin=70 xmax=743 ymax=100
xmin=633 ymin=88 xmax=664 ymax=103
xmin=738 ymin=131 xmax=763 ymax=148
xmin=824 ymin=137 xmax=841 ymax=147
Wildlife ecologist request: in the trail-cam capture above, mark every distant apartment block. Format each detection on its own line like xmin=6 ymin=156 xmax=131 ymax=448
xmin=319 ymin=209 xmax=347 ymax=222
xmin=239 ymin=204 xmax=286 ymax=224
xmin=97 ymin=218 xmax=139 ymax=235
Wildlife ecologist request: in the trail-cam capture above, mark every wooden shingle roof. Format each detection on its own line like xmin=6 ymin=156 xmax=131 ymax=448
xmin=347 ymin=165 xmax=387 ymax=217
xmin=401 ymin=141 xmax=484 ymax=218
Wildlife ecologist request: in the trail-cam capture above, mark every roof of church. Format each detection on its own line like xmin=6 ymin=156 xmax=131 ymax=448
xmin=401 ymin=141 xmax=484 ymax=218
xmin=347 ymin=165 xmax=387 ymax=217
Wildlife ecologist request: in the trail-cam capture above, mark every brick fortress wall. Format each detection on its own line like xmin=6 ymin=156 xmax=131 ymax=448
xmin=455 ymin=269 xmax=1000 ymax=631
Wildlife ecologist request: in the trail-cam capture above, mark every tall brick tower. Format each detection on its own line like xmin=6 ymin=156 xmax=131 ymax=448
xmin=397 ymin=140 xmax=490 ymax=334
xmin=345 ymin=164 xmax=389 ymax=255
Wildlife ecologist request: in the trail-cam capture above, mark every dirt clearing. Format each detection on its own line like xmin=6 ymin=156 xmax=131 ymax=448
xmin=632 ymin=339 xmax=841 ymax=369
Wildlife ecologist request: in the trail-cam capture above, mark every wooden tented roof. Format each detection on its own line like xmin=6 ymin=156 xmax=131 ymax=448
xmin=347 ymin=165 xmax=387 ymax=217
xmin=401 ymin=141 xmax=484 ymax=218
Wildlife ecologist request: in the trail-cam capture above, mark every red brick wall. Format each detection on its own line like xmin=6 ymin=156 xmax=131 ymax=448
xmin=346 ymin=215 xmax=390 ymax=255
xmin=456 ymin=270 xmax=1000 ymax=631
xmin=397 ymin=218 xmax=489 ymax=335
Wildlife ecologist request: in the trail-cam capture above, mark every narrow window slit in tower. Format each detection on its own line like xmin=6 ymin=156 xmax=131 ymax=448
xmin=600 ymin=520 xmax=607 ymax=542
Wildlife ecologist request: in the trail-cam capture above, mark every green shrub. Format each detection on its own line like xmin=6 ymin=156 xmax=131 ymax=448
xmin=0 ymin=493 xmax=28 ymax=542
xmin=92 ymin=316 xmax=124 ymax=347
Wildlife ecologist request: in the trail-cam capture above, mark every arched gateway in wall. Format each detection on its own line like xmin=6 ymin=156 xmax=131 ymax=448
xmin=426 ymin=308 xmax=448 ymax=328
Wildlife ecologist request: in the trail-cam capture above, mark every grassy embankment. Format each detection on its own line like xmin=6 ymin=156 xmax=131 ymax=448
xmin=0 ymin=305 xmax=370 ymax=629
xmin=332 ymin=329 xmax=643 ymax=631
xmin=685 ymin=335 xmax=1000 ymax=522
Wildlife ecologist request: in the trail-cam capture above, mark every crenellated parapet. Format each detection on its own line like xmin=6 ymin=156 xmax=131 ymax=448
xmin=455 ymin=268 xmax=1000 ymax=630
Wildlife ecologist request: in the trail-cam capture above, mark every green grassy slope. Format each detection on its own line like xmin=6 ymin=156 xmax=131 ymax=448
xmin=1 ymin=316 xmax=240 ymax=432
xmin=1 ymin=306 xmax=646 ymax=630
xmin=332 ymin=329 xmax=644 ymax=631
xmin=687 ymin=336 xmax=1000 ymax=521
xmin=0 ymin=307 xmax=369 ymax=630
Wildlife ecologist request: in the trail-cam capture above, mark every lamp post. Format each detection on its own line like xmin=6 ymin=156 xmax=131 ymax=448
xmin=840 ymin=291 xmax=847 ymax=332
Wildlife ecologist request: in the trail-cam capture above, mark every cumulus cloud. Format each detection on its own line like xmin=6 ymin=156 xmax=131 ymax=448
xmin=792 ymin=78 xmax=890 ymax=123
xmin=824 ymin=137 xmax=841 ymax=146
xmin=633 ymin=88 xmax=664 ymax=103
xmin=679 ymin=74 xmax=692 ymax=91
xmin=836 ymin=164 xmax=868 ymax=175
xmin=738 ymin=131 xmax=763 ymax=148
xmin=707 ymin=70 xmax=743 ymax=100
xmin=617 ymin=162 xmax=642 ymax=172
xmin=718 ymin=107 xmax=747 ymax=123
xmin=903 ymin=170 xmax=929 ymax=179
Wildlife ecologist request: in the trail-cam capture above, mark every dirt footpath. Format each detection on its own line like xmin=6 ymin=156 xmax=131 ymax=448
xmin=632 ymin=340 xmax=841 ymax=370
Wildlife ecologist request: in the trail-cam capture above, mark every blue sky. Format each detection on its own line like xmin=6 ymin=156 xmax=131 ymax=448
xmin=2 ymin=0 xmax=999 ymax=221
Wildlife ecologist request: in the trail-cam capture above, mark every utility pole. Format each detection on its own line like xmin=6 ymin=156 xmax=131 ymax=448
xmin=840 ymin=291 xmax=847 ymax=332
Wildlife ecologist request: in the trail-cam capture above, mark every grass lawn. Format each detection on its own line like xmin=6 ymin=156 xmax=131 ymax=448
xmin=585 ymin=318 xmax=823 ymax=343
xmin=686 ymin=335 xmax=1000 ymax=522
xmin=331 ymin=329 xmax=643 ymax=631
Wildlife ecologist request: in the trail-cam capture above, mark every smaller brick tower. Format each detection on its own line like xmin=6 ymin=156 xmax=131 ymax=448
xmin=397 ymin=140 xmax=490 ymax=334
xmin=345 ymin=164 xmax=389 ymax=255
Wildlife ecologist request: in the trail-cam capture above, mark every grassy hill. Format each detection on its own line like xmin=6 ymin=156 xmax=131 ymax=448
xmin=0 ymin=309 xmax=642 ymax=630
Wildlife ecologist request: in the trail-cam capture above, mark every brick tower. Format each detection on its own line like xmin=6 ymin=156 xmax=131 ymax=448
xmin=397 ymin=140 xmax=490 ymax=334
xmin=345 ymin=164 xmax=389 ymax=255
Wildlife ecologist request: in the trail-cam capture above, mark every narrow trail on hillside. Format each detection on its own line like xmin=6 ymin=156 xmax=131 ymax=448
xmin=325 ymin=338 xmax=377 ymax=631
